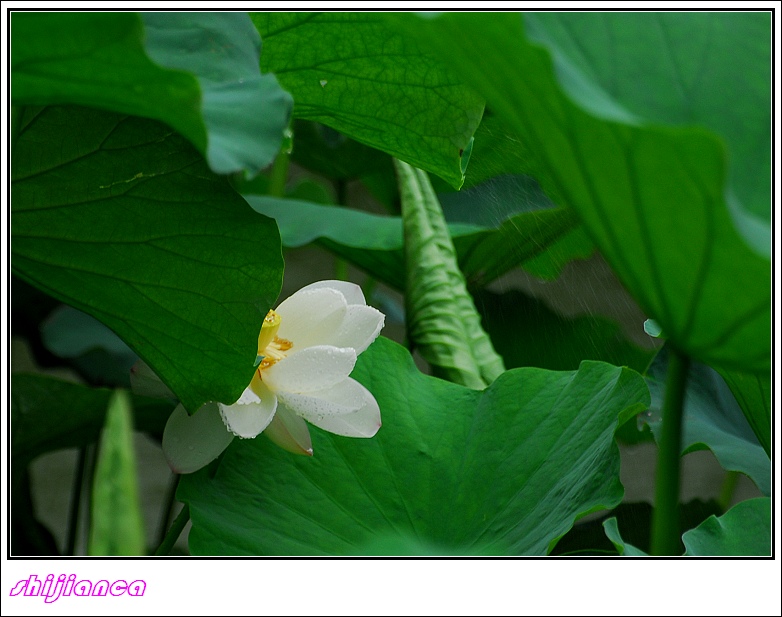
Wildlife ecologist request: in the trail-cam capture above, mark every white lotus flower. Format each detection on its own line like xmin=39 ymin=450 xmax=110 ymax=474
xmin=162 ymin=280 xmax=385 ymax=472
xmin=221 ymin=279 xmax=385 ymax=449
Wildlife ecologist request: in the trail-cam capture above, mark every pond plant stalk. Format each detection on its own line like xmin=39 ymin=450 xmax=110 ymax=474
xmin=65 ymin=445 xmax=90 ymax=556
xmin=154 ymin=503 xmax=190 ymax=556
xmin=650 ymin=348 xmax=690 ymax=556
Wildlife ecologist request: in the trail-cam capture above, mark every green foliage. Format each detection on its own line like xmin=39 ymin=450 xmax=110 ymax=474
xmin=477 ymin=288 xmax=655 ymax=373
xmin=246 ymin=189 xmax=585 ymax=290
xmin=355 ymin=533 xmax=491 ymax=556
xmin=180 ymin=337 xmax=649 ymax=555
xmin=602 ymin=518 xmax=648 ymax=556
xmin=437 ymin=172 xmax=595 ymax=280
xmin=41 ymin=306 xmax=134 ymax=364
xmin=11 ymin=374 xmax=171 ymax=464
xmin=395 ymin=12 xmax=770 ymax=375
xmin=10 ymin=11 xmax=770 ymax=561
xmin=289 ymin=120 xmax=395 ymax=182
xmin=41 ymin=305 xmax=137 ymax=387
xmin=717 ymin=368 xmax=771 ymax=457
xmin=251 ymin=12 xmax=483 ymax=188
xmin=12 ymin=106 xmax=284 ymax=412
xmin=454 ymin=118 xmax=597 ymax=280
xmin=524 ymin=12 xmax=770 ymax=223
xmin=141 ymin=12 xmax=293 ymax=175
xmin=682 ymin=497 xmax=771 ymax=556
xmin=12 ymin=12 xmax=292 ymax=175
xmin=12 ymin=13 xmax=200 ymax=141
xmin=396 ymin=160 xmax=504 ymax=388
xmin=87 ymin=391 xmax=146 ymax=556
xmin=644 ymin=348 xmax=770 ymax=495
xmin=554 ymin=499 xmax=721 ymax=556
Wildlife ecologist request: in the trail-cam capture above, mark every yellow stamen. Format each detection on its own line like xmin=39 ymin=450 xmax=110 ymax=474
xmin=274 ymin=337 xmax=293 ymax=352
xmin=257 ymin=309 xmax=293 ymax=377
xmin=259 ymin=336 xmax=293 ymax=369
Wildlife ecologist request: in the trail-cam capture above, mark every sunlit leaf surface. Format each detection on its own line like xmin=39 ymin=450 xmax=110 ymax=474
xmin=180 ymin=337 xmax=649 ymax=556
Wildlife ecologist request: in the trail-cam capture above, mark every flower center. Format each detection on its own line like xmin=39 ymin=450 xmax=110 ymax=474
xmin=257 ymin=309 xmax=293 ymax=374
xmin=259 ymin=336 xmax=293 ymax=369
